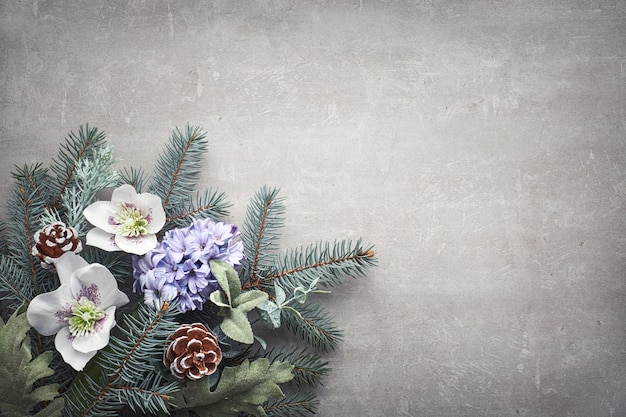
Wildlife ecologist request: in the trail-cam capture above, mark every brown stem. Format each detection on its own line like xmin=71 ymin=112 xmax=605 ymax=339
xmin=242 ymin=248 xmax=375 ymax=291
xmin=249 ymin=197 xmax=272 ymax=284
xmin=161 ymin=130 xmax=199 ymax=209
xmin=19 ymin=187 xmax=39 ymax=295
xmin=80 ymin=302 xmax=171 ymax=417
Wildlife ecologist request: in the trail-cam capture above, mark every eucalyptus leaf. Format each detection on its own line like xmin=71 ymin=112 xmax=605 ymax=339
xmin=311 ymin=289 xmax=332 ymax=295
xmin=293 ymin=287 xmax=308 ymax=304
xmin=308 ymin=277 xmax=320 ymax=289
xmin=254 ymin=335 xmax=267 ymax=350
xmin=274 ymin=282 xmax=286 ymax=305
xmin=257 ymin=300 xmax=282 ymax=329
xmin=281 ymin=305 xmax=303 ymax=320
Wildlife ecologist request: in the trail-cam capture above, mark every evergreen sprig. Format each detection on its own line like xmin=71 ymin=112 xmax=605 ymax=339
xmin=57 ymin=145 xmax=118 ymax=237
xmin=282 ymin=303 xmax=342 ymax=352
xmin=63 ymin=303 xmax=180 ymax=417
xmin=164 ymin=188 xmax=231 ymax=230
xmin=263 ymin=391 xmax=319 ymax=417
xmin=262 ymin=346 xmax=329 ymax=388
xmin=47 ymin=125 xmax=107 ymax=209
xmin=0 ymin=125 xmax=377 ymax=417
xmin=266 ymin=239 xmax=377 ymax=292
xmin=0 ymin=220 xmax=7 ymax=254
xmin=148 ymin=125 xmax=208 ymax=211
xmin=6 ymin=164 xmax=49 ymax=296
xmin=241 ymin=186 xmax=286 ymax=284
xmin=118 ymin=166 xmax=147 ymax=193
xmin=0 ymin=255 xmax=33 ymax=313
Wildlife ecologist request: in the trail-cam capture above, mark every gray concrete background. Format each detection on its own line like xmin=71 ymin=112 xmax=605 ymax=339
xmin=1 ymin=1 xmax=625 ymax=416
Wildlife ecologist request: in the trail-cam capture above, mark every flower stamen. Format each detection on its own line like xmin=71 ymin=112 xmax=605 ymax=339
xmin=114 ymin=204 xmax=149 ymax=237
xmin=66 ymin=296 xmax=105 ymax=337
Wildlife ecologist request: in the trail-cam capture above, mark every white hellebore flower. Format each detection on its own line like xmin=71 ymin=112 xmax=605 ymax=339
xmin=26 ymin=253 xmax=130 ymax=371
xmin=83 ymin=184 xmax=166 ymax=255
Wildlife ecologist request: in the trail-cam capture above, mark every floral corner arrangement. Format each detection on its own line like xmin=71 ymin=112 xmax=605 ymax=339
xmin=0 ymin=125 xmax=377 ymax=417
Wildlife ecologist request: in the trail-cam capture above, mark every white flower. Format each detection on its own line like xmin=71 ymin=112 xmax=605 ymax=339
xmin=83 ymin=184 xmax=166 ymax=255
xmin=26 ymin=253 xmax=130 ymax=371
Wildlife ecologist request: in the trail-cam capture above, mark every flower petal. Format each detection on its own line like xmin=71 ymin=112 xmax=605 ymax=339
xmin=27 ymin=285 xmax=74 ymax=336
xmin=71 ymin=306 xmax=116 ymax=353
xmin=86 ymin=228 xmax=120 ymax=252
xmin=115 ymin=233 xmax=158 ymax=255
xmin=53 ymin=252 xmax=89 ymax=286
xmin=138 ymin=192 xmax=166 ymax=233
xmin=110 ymin=184 xmax=139 ymax=203
xmin=83 ymin=201 xmax=119 ymax=233
xmin=70 ymin=264 xmax=130 ymax=309
xmin=55 ymin=327 xmax=97 ymax=371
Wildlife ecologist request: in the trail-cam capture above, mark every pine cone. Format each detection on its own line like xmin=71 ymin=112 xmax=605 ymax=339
xmin=164 ymin=323 xmax=222 ymax=380
xmin=32 ymin=222 xmax=82 ymax=269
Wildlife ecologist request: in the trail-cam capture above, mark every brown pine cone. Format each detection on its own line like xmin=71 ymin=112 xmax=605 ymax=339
xmin=32 ymin=222 xmax=82 ymax=269
xmin=164 ymin=323 xmax=222 ymax=380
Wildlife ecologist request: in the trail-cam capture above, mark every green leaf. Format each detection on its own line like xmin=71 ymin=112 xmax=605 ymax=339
xmin=293 ymin=287 xmax=308 ymax=304
xmin=274 ymin=283 xmax=286 ymax=305
xmin=31 ymin=398 xmax=65 ymax=417
xmin=218 ymin=289 xmax=267 ymax=344
xmin=257 ymin=300 xmax=282 ymax=329
xmin=221 ymin=308 xmax=254 ymax=344
xmin=171 ymin=358 xmax=294 ymax=417
xmin=0 ymin=309 xmax=64 ymax=417
xmin=210 ymin=261 xmax=268 ymax=344
xmin=233 ymin=290 xmax=268 ymax=312
xmin=210 ymin=260 xmax=241 ymax=301
xmin=209 ymin=290 xmax=230 ymax=308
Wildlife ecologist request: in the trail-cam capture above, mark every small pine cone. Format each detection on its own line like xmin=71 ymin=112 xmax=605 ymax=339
xmin=164 ymin=323 xmax=222 ymax=380
xmin=32 ymin=222 xmax=82 ymax=269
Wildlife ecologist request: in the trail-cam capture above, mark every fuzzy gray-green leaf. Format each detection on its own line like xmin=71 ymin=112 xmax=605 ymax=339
xmin=171 ymin=358 xmax=293 ymax=417
xmin=0 ymin=309 xmax=63 ymax=417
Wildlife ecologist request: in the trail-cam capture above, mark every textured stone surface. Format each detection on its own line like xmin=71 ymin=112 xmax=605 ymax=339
xmin=1 ymin=1 xmax=625 ymax=416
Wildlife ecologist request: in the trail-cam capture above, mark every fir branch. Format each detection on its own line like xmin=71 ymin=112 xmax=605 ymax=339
xmin=249 ymin=240 xmax=376 ymax=292
xmin=264 ymin=391 xmax=319 ymax=417
xmin=164 ymin=188 xmax=231 ymax=230
xmin=48 ymin=125 xmax=107 ymax=209
xmin=118 ymin=167 xmax=147 ymax=193
xmin=0 ymin=220 xmax=7 ymax=254
xmin=107 ymin=373 xmax=175 ymax=415
xmin=282 ymin=303 xmax=342 ymax=352
xmin=0 ymin=255 xmax=33 ymax=313
xmin=12 ymin=162 xmax=49 ymax=204
xmin=242 ymin=186 xmax=285 ymax=284
xmin=46 ymin=349 xmax=77 ymax=397
xmin=148 ymin=125 xmax=208 ymax=210
xmin=60 ymin=145 xmax=118 ymax=236
xmin=263 ymin=346 xmax=330 ymax=388
xmin=64 ymin=302 xmax=179 ymax=417
xmin=7 ymin=164 xmax=49 ymax=295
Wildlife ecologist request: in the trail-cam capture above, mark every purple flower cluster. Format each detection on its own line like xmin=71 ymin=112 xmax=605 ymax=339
xmin=133 ymin=218 xmax=244 ymax=313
